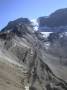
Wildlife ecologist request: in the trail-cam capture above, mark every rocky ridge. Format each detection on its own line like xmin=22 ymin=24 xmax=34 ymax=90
xmin=0 ymin=18 xmax=67 ymax=90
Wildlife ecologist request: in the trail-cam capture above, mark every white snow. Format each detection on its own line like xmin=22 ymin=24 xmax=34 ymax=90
xmin=41 ymin=32 xmax=52 ymax=38
xmin=44 ymin=42 xmax=50 ymax=49
xmin=25 ymin=84 xmax=29 ymax=90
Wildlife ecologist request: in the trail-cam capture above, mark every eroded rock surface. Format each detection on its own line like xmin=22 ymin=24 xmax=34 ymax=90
xmin=0 ymin=18 xmax=67 ymax=90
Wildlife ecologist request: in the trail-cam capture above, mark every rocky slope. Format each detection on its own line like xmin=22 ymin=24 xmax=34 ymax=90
xmin=0 ymin=18 xmax=67 ymax=90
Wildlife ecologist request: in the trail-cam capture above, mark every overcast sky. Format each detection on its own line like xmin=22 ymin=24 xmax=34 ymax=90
xmin=0 ymin=0 xmax=67 ymax=29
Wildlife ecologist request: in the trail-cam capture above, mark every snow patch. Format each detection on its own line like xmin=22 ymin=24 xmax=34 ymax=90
xmin=25 ymin=84 xmax=29 ymax=90
xmin=41 ymin=32 xmax=52 ymax=38
xmin=44 ymin=42 xmax=50 ymax=49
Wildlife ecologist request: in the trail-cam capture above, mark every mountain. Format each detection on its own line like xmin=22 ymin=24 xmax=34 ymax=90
xmin=38 ymin=8 xmax=67 ymax=32
xmin=47 ymin=32 xmax=67 ymax=59
xmin=0 ymin=18 xmax=67 ymax=90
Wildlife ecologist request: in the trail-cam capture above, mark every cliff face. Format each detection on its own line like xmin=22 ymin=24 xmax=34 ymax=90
xmin=38 ymin=8 xmax=67 ymax=32
xmin=0 ymin=18 xmax=67 ymax=90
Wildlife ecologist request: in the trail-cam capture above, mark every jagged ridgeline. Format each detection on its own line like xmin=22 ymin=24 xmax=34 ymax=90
xmin=0 ymin=17 xmax=67 ymax=90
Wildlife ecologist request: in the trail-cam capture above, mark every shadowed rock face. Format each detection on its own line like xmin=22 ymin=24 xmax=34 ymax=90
xmin=38 ymin=8 xmax=67 ymax=32
xmin=47 ymin=32 xmax=67 ymax=59
xmin=38 ymin=8 xmax=67 ymax=27
xmin=0 ymin=18 xmax=67 ymax=90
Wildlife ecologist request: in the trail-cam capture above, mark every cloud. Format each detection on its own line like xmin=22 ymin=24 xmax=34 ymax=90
xmin=31 ymin=19 xmax=38 ymax=31
xmin=31 ymin=19 xmax=38 ymax=26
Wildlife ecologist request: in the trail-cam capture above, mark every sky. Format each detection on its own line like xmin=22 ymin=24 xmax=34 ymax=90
xmin=0 ymin=0 xmax=67 ymax=30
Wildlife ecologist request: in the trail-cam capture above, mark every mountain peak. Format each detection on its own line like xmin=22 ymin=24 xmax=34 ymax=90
xmin=0 ymin=18 xmax=34 ymax=39
xmin=8 ymin=18 xmax=31 ymax=25
xmin=1 ymin=18 xmax=31 ymax=31
xmin=38 ymin=8 xmax=67 ymax=32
